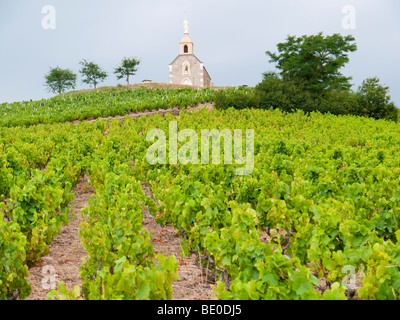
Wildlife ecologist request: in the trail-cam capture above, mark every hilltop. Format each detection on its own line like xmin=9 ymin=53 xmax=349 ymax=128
xmin=68 ymin=82 xmax=238 ymax=95
xmin=0 ymin=84 xmax=248 ymax=128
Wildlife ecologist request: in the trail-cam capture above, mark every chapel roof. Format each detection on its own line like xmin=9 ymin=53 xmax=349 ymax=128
xmin=169 ymin=54 xmax=203 ymax=66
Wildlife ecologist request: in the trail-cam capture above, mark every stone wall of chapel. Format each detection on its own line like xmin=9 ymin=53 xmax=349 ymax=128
xmin=169 ymin=55 xmax=204 ymax=87
xmin=203 ymin=69 xmax=211 ymax=87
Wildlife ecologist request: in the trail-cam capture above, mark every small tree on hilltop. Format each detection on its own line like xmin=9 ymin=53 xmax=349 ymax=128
xmin=79 ymin=59 xmax=108 ymax=89
xmin=44 ymin=67 xmax=77 ymax=95
xmin=114 ymin=57 xmax=141 ymax=86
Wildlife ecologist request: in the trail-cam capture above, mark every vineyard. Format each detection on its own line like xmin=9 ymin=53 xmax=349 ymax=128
xmin=2 ymin=87 xmax=400 ymax=300
xmin=0 ymin=86 xmax=226 ymax=127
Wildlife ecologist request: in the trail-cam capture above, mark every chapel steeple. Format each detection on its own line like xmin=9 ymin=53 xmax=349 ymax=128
xmin=179 ymin=17 xmax=194 ymax=55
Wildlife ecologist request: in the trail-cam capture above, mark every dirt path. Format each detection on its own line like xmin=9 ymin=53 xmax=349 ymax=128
xmin=24 ymin=175 xmax=93 ymax=300
xmin=141 ymin=181 xmax=215 ymax=300
xmin=72 ymin=103 xmax=214 ymax=125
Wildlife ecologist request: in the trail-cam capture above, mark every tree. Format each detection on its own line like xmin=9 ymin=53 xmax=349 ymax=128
xmin=79 ymin=59 xmax=108 ymax=89
xmin=114 ymin=57 xmax=141 ymax=85
xmin=266 ymin=33 xmax=357 ymax=93
xmin=44 ymin=67 xmax=77 ymax=95
xmin=357 ymin=77 xmax=398 ymax=122
xmin=255 ymin=76 xmax=314 ymax=113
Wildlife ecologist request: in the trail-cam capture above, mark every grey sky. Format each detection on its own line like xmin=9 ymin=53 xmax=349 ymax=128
xmin=0 ymin=0 xmax=399 ymax=106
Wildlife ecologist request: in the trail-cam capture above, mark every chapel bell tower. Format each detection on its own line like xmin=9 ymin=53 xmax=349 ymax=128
xmin=179 ymin=17 xmax=194 ymax=55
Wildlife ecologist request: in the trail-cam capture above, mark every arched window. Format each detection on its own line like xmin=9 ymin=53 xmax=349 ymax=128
xmin=182 ymin=61 xmax=190 ymax=75
xmin=184 ymin=45 xmax=188 ymax=53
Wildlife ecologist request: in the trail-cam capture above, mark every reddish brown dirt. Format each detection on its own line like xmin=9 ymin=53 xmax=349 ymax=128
xmin=72 ymin=103 xmax=214 ymax=125
xmin=141 ymin=181 xmax=216 ymax=300
xmin=24 ymin=175 xmax=93 ymax=300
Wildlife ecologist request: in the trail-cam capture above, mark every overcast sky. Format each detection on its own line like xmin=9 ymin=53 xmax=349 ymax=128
xmin=0 ymin=0 xmax=399 ymax=106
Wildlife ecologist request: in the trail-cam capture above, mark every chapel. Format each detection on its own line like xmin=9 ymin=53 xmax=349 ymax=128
xmin=169 ymin=18 xmax=212 ymax=87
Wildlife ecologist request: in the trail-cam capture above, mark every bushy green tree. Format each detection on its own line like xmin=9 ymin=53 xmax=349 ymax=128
xmin=357 ymin=77 xmax=398 ymax=122
xmin=214 ymin=89 xmax=258 ymax=110
xmin=216 ymin=34 xmax=398 ymax=123
xmin=79 ymin=59 xmax=108 ymax=89
xmin=313 ymin=89 xmax=360 ymax=116
xmin=266 ymin=33 xmax=357 ymax=93
xmin=255 ymin=76 xmax=313 ymax=112
xmin=44 ymin=67 xmax=77 ymax=95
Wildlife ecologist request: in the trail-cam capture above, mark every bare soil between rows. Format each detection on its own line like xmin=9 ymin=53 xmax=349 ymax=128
xmin=25 ymin=175 xmax=215 ymax=300
xmin=141 ymin=181 xmax=215 ymax=300
xmin=24 ymin=174 xmax=93 ymax=300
